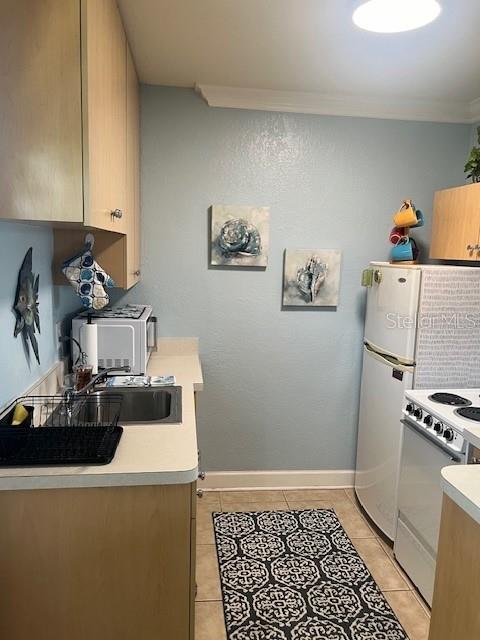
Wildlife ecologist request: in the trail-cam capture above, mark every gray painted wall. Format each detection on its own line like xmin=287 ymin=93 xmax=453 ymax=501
xmin=118 ymin=86 xmax=472 ymax=471
xmin=0 ymin=222 xmax=79 ymax=408
xmin=0 ymin=222 xmax=56 ymax=407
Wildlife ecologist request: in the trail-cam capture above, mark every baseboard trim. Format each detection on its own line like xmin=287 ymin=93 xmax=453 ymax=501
xmin=200 ymin=470 xmax=355 ymax=491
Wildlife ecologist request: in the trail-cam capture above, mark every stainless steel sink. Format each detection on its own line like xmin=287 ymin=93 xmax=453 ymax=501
xmin=87 ymin=386 xmax=182 ymax=424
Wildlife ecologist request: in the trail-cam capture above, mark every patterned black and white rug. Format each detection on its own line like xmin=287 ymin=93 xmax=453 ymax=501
xmin=212 ymin=509 xmax=408 ymax=640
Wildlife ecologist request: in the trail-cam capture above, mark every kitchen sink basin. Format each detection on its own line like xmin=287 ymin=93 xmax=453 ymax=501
xmin=87 ymin=386 xmax=182 ymax=424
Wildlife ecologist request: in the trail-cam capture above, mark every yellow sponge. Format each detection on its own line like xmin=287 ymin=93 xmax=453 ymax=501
xmin=11 ymin=403 xmax=29 ymax=426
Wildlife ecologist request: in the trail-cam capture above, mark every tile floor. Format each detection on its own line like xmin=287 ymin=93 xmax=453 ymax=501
xmin=195 ymin=488 xmax=430 ymax=640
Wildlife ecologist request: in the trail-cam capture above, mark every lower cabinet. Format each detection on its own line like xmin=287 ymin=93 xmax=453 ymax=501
xmin=0 ymin=482 xmax=196 ymax=640
xmin=428 ymin=495 xmax=480 ymax=640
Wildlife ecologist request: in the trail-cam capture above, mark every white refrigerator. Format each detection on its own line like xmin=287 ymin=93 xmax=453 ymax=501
xmin=355 ymin=262 xmax=480 ymax=540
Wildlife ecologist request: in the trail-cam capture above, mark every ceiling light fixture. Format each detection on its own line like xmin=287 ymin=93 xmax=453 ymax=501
xmin=353 ymin=0 xmax=442 ymax=33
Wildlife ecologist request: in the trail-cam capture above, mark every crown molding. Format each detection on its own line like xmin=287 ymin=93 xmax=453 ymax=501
xmin=196 ymin=84 xmax=480 ymax=125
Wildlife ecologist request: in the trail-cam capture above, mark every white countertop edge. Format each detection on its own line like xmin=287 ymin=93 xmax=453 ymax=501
xmin=441 ymin=466 xmax=480 ymax=526
xmin=0 ymin=465 xmax=199 ymax=491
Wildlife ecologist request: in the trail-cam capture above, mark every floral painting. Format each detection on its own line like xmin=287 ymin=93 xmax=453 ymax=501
xmin=211 ymin=205 xmax=270 ymax=267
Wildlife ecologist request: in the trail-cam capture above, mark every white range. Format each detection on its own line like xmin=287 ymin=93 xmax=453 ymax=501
xmin=395 ymin=389 xmax=480 ymax=606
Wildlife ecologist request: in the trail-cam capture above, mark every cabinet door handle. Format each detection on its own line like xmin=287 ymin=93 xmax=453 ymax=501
xmin=111 ymin=208 xmax=123 ymax=219
xmin=133 ymin=269 xmax=141 ymax=277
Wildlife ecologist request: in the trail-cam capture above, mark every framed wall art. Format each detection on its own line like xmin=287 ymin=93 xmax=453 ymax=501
xmin=283 ymin=249 xmax=342 ymax=307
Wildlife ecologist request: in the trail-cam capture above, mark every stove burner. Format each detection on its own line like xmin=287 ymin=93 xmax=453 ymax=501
xmin=428 ymin=393 xmax=471 ymax=406
xmin=455 ymin=407 xmax=480 ymax=422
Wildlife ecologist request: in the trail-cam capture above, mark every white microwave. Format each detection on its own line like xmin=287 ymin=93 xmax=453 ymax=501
xmin=71 ymin=304 xmax=157 ymax=375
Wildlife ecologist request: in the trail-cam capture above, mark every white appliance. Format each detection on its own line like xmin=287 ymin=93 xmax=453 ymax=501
xmin=72 ymin=304 xmax=157 ymax=374
xmin=395 ymin=389 xmax=480 ymax=605
xmin=355 ymin=262 xmax=480 ymax=540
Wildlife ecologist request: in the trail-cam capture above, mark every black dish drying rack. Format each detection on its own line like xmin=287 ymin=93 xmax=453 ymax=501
xmin=0 ymin=394 xmax=122 ymax=429
xmin=0 ymin=395 xmax=124 ymax=467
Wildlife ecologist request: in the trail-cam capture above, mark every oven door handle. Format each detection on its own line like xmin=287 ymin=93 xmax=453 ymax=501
xmin=401 ymin=418 xmax=463 ymax=463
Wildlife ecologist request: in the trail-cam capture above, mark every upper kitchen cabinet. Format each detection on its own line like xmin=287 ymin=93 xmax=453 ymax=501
xmin=82 ymin=0 xmax=127 ymax=234
xmin=0 ymin=0 xmax=83 ymax=222
xmin=52 ymin=41 xmax=141 ymax=290
xmin=125 ymin=43 xmax=141 ymax=287
xmin=0 ymin=0 xmax=136 ymax=236
xmin=0 ymin=0 xmax=141 ymax=288
xmin=430 ymin=184 xmax=480 ymax=261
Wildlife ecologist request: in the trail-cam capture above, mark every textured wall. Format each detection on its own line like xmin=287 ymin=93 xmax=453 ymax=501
xmin=0 ymin=222 xmax=57 ymax=407
xmin=0 ymin=222 xmax=79 ymax=408
xmin=120 ymin=86 xmax=472 ymax=471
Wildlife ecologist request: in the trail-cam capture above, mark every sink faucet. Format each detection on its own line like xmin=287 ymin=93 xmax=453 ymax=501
xmin=66 ymin=365 xmax=131 ymax=399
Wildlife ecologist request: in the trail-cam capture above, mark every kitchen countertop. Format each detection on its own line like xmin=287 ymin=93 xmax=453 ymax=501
xmin=442 ymin=420 xmax=480 ymax=526
xmin=442 ymin=465 xmax=480 ymax=526
xmin=0 ymin=338 xmax=202 ymax=491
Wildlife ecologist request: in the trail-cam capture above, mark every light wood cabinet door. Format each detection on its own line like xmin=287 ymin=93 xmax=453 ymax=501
xmin=430 ymin=184 xmax=480 ymax=260
xmin=82 ymin=0 xmax=127 ymax=233
xmin=125 ymin=43 xmax=141 ymax=288
xmin=429 ymin=495 xmax=480 ymax=640
xmin=0 ymin=483 xmax=195 ymax=640
xmin=2 ymin=0 xmax=140 ymax=289
xmin=0 ymin=0 xmax=83 ymax=222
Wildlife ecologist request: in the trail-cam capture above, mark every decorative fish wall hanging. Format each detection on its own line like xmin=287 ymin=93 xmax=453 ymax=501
xmin=13 ymin=247 xmax=40 ymax=364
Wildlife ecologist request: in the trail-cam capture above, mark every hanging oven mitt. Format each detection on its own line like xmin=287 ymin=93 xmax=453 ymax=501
xmin=61 ymin=234 xmax=115 ymax=310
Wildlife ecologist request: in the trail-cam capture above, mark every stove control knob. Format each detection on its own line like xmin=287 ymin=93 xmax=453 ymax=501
xmin=406 ymin=403 xmax=414 ymax=414
xmin=443 ymin=429 xmax=454 ymax=442
xmin=414 ymin=408 xmax=423 ymax=420
xmin=434 ymin=422 xmax=443 ymax=434
xmin=423 ymin=415 xmax=433 ymax=427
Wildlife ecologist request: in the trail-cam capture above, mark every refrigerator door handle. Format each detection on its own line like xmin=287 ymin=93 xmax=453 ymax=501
xmin=364 ymin=343 xmax=414 ymax=373
xmin=364 ymin=339 xmax=415 ymax=367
